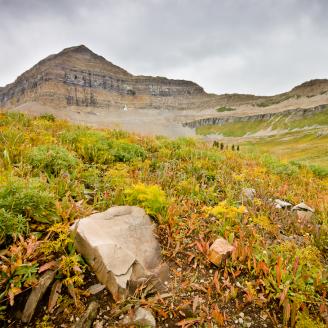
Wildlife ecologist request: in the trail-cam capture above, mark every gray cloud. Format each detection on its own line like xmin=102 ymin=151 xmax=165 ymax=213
xmin=0 ymin=0 xmax=328 ymax=95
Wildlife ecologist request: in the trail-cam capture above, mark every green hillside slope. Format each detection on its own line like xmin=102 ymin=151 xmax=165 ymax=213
xmin=197 ymin=106 xmax=328 ymax=137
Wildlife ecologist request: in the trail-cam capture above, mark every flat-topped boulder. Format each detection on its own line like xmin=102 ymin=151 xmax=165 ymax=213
xmin=71 ymin=206 xmax=168 ymax=301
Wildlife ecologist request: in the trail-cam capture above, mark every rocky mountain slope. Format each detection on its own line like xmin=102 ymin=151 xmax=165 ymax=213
xmin=0 ymin=45 xmax=220 ymax=111
xmin=1 ymin=45 xmax=328 ymax=136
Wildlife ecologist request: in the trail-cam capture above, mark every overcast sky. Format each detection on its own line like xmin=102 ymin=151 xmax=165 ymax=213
xmin=0 ymin=0 xmax=327 ymax=95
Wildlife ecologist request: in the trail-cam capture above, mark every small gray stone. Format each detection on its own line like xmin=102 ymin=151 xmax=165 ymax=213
xmin=73 ymin=301 xmax=99 ymax=328
xmin=241 ymin=188 xmax=256 ymax=201
xmin=274 ymin=199 xmax=293 ymax=209
xmin=93 ymin=320 xmax=104 ymax=328
xmin=122 ymin=307 xmax=156 ymax=327
xmin=86 ymin=283 xmax=105 ymax=295
xmin=292 ymin=202 xmax=315 ymax=212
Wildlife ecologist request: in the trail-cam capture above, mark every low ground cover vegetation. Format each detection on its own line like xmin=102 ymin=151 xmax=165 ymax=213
xmin=215 ymin=107 xmax=236 ymax=113
xmin=0 ymin=112 xmax=327 ymax=327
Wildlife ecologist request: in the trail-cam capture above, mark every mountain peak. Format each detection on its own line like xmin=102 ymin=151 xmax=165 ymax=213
xmin=60 ymin=44 xmax=95 ymax=55
xmin=49 ymin=44 xmax=133 ymax=77
xmin=0 ymin=45 xmax=206 ymax=110
xmin=290 ymin=79 xmax=328 ymax=96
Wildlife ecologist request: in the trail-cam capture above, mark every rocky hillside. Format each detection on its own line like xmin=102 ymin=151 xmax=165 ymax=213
xmin=0 ymin=45 xmax=220 ymax=111
xmin=1 ymin=45 xmax=328 ymax=134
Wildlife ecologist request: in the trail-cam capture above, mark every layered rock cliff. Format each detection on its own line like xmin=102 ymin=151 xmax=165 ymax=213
xmin=0 ymin=45 xmax=218 ymax=110
xmin=1 ymin=45 xmax=328 ymax=121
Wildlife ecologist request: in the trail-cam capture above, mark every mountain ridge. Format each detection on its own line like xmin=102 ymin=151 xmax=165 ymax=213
xmin=1 ymin=45 xmax=328 ymax=138
xmin=1 ymin=45 xmax=328 ymax=110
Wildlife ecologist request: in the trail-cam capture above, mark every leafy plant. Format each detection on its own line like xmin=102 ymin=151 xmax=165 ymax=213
xmin=60 ymin=128 xmax=113 ymax=164
xmin=0 ymin=236 xmax=40 ymax=306
xmin=295 ymin=311 xmax=326 ymax=328
xmin=0 ymin=178 xmax=57 ymax=223
xmin=125 ymin=183 xmax=168 ymax=222
xmin=208 ymin=201 xmax=245 ymax=220
xmin=41 ymin=223 xmax=86 ymax=305
xmin=38 ymin=113 xmax=56 ymax=122
xmin=0 ymin=209 xmax=29 ymax=245
xmin=110 ymin=140 xmax=147 ymax=162
xmin=27 ymin=144 xmax=79 ymax=176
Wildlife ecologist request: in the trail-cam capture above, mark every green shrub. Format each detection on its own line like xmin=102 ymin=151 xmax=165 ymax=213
xmin=268 ymin=242 xmax=325 ymax=304
xmin=60 ymin=128 xmax=147 ymax=163
xmin=0 ymin=209 xmax=29 ymax=245
xmin=110 ymin=141 xmax=147 ymax=162
xmin=309 ymin=164 xmax=328 ymax=177
xmin=80 ymin=167 xmax=101 ymax=189
xmin=0 ymin=112 xmax=31 ymax=127
xmin=216 ymin=106 xmax=235 ymax=112
xmin=60 ymin=128 xmax=113 ymax=164
xmin=107 ymin=129 xmax=129 ymax=139
xmin=27 ymin=145 xmax=79 ymax=176
xmin=124 ymin=183 xmax=168 ymax=222
xmin=260 ymin=154 xmax=299 ymax=176
xmin=0 ymin=178 xmax=57 ymax=223
xmin=0 ymin=129 xmax=26 ymax=164
xmin=296 ymin=311 xmax=326 ymax=328
xmin=38 ymin=113 xmax=56 ymax=122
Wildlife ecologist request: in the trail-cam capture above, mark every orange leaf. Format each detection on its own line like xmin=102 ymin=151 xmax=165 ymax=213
xmin=195 ymin=241 xmax=203 ymax=253
xmin=38 ymin=261 xmax=58 ymax=273
xmin=276 ymin=256 xmax=282 ymax=287
xmin=212 ymin=305 xmax=225 ymax=326
xmin=177 ymin=318 xmax=200 ymax=328
xmin=283 ymin=299 xmax=291 ymax=326
xmin=258 ymin=261 xmax=269 ymax=276
xmin=279 ymin=284 xmax=289 ymax=307
xmin=213 ymin=270 xmax=221 ymax=293
xmin=155 ymin=308 xmax=168 ymax=319
xmin=192 ymin=295 xmax=200 ymax=313
xmin=48 ymin=280 xmax=62 ymax=313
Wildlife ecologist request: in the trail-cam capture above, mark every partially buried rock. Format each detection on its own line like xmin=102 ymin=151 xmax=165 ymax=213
xmin=21 ymin=270 xmax=56 ymax=323
xmin=292 ymin=202 xmax=315 ymax=213
xmin=73 ymin=301 xmax=99 ymax=328
xmin=122 ymin=307 xmax=156 ymax=327
xmin=86 ymin=283 xmax=105 ymax=295
xmin=71 ymin=206 xmax=168 ymax=301
xmin=292 ymin=202 xmax=315 ymax=225
xmin=274 ymin=199 xmax=293 ymax=209
xmin=241 ymin=188 xmax=256 ymax=202
xmin=208 ymin=238 xmax=235 ymax=266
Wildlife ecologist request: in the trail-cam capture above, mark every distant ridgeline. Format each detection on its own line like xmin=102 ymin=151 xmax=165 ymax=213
xmin=183 ymin=104 xmax=328 ymax=129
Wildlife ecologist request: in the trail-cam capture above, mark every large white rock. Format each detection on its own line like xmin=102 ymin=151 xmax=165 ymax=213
xmin=71 ymin=206 xmax=168 ymax=301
